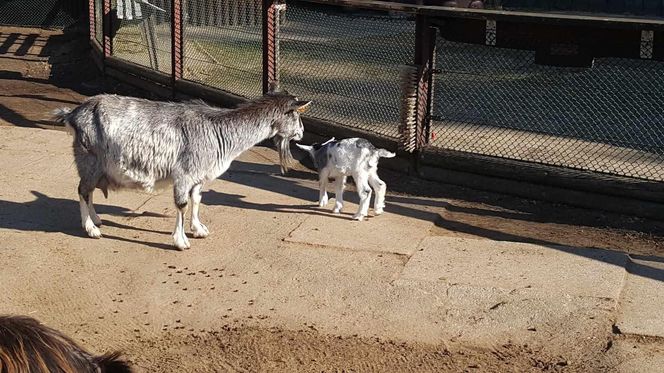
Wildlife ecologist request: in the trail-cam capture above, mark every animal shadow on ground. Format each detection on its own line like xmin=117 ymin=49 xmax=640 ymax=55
xmin=0 ymin=191 xmax=176 ymax=251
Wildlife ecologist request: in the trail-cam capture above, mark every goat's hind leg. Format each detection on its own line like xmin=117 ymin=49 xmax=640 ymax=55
xmin=368 ymin=170 xmax=387 ymax=215
xmin=75 ymin=152 xmax=104 ymax=238
xmin=88 ymin=191 xmax=102 ymax=226
xmin=352 ymin=172 xmax=372 ymax=221
xmin=173 ymin=181 xmax=192 ymax=250
xmin=78 ymin=178 xmax=102 ymax=238
xmin=190 ymin=183 xmax=209 ymax=238
xmin=333 ymin=176 xmax=346 ymax=214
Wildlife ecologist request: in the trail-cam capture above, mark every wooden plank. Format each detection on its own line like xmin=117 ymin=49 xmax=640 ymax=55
xmin=419 ymin=164 xmax=664 ymax=221
xmin=420 ymin=148 xmax=664 ymax=203
xmin=298 ymin=0 xmax=664 ymax=30
xmin=106 ymin=55 xmax=172 ymax=86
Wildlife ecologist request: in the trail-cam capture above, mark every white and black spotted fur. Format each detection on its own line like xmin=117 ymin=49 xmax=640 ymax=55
xmin=296 ymin=137 xmax=395 ymax=221
xmin=53 ymin=86 xmax=310 ymax=250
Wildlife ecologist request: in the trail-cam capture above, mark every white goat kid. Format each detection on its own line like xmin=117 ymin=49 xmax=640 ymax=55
xmin=296 ymin=138 xmax=395 ymax=221
xmin=54 ymin=87 xmax=310 ymax=250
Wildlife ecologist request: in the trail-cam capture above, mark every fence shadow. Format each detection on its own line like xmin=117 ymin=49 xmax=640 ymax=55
xmin=215 ymin=159 xmax=664 ymax=283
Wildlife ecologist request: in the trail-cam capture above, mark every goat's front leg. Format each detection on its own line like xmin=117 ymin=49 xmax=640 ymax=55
xmin=173 ymin=183 xmax=191 ymax=250
xmin=333 ymin=176 xmax=346 ymax=214
xmin=352 ymin=172 xmax=372 ymax=221
xmin=318 ymin=171 xmax=329 ymax=207
xmin=190 ymin=184 xmax=209 ymax=238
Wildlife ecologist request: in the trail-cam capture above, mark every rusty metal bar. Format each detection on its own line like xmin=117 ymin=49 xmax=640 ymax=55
xmin=262 ymin=0 xmax=279 ymax=93
xmin=423 ymin=26 xmax=437 ymax=147
xmin=413 ymin=14 xmax=436 ymax=150
xmin=102 ymin=0 xmax=112 ymax=58
xmin=88 ymin=0 xmax=95 ymax=41
xmin=171 ymin=0 xmax=183 ymax=97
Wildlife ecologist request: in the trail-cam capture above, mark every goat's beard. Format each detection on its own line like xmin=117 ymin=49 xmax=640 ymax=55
xmin=275 ymin=135 xmax=294 ymax=174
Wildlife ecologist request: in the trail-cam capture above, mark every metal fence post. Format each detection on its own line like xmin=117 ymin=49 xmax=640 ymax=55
xmin=262 ymin=0 xmax=281 ymax=93
xmin=172 ymin=0 xmax=183 ymax=97
xmin=88 ymin=0 xmax=96 ymax=41
xmin=102 ymin=0 xmax=112 ymax=58
xmin=414 ymin=14 xmax=436 ymax=151
xmin=400 ymin=14 xmax=436 ymax=173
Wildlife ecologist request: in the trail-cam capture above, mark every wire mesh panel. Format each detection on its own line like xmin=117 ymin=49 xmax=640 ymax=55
xmin=111 ymin=0 xmax=172 ymax=74
xmin=279 ymin=3 xmax=415 ymax=140
xmin=429 ymin=37 xmax=664 ymax=181
xmin=0 ymin=0 xmax=85 ymax=28
xmin=182 ymin=0 xmax=262 ymax=99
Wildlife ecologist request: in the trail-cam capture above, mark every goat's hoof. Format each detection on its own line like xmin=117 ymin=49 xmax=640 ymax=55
xmin=191 ymin=223 xmax=209 ymax=238
xmin=333 ymin=208 xmax=342 ymax=214
xmin=84 ymin=221 xmax=102 ymax=238
xmin=352 ymin=214 xmax=366 ymax=221
xmin=318 ymin=200 xmax=328 ymax=208
xmin=374 ymin=208 xmax=384 ymax=215
xmin=86 ymin=226 xmax=102 ymax=238
xmin=173 ymin=234 xmax=191 ymax=250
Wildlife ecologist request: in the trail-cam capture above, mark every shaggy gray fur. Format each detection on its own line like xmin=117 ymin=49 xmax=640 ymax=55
xmin=53 ymin=88 xmax=310 ymax=250
xmin=296 ymin=137 xmax=395 ymax=221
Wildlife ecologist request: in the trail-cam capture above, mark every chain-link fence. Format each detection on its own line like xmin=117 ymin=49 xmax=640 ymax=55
xmin=87 ymin=0 xmax=664 ymax=187
xmin=429 ymin=37 xmax=664 ymax=181
xmin=110 ymin=0 xmax=172 ymax=73
xmin=279 ymin=3 xmax=414 ymax=140
xmin=182 ymin=0 xmax=262 ymax=99
xmin=0 ymin=0 xmax=86 ymax=28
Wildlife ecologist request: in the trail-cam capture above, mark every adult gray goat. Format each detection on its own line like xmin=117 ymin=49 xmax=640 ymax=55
xmin=53 ymin=87 xmax=310 ymax=250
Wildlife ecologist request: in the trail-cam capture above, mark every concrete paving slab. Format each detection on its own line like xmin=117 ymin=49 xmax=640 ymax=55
xmin=616 ymin=257 xmax=664 ymax=338
xmin=398 ymin=236 xmax=628 ymax=300
xmin=285 ymin=212 xmax=434 ymax=256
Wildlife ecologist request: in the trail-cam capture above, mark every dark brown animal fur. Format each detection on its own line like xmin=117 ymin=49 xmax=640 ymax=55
xmin=0 ymin=315 xmax=132 ymax=373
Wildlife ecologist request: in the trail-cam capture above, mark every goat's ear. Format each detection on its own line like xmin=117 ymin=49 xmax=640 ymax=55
xmin=294 ymin=100 xmax=312 ymax=113
xmin=295 ymin=143 xmax=312 ymax=151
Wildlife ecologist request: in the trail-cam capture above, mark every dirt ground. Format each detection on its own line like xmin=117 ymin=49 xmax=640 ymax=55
xmin=1 ymin=26 xmax=664 ymax=372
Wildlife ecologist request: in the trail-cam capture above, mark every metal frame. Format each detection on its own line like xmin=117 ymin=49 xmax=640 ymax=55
xmin=86 ymin=0 xmax=664 ymax=215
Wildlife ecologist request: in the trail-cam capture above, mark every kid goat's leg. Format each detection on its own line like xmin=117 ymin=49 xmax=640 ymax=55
xmin=368 ymin=170 xmax=387 ymax=215
xmin=333 ymin=176 xmax=346 ymax=214
xmin=173 ymin=181 xmax=192 ymax=250
xmin=352 ymin=172 xmax=372 ymax=221
xmin=318 ymin=170 xmax=330 ymax=207
xmin=190 ymin=183 xmax=209 ymax=238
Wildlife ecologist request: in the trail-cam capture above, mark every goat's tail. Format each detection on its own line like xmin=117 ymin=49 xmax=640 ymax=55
xmin=94 ymin=352 xmax=134 ymax=373
xmin=52 ymin=107 xmax=76 ymax=134
xmin=52 ymin=107 xmax=72 ymax=124
xmin=377 ymin=149 xmax=396 ymax=159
